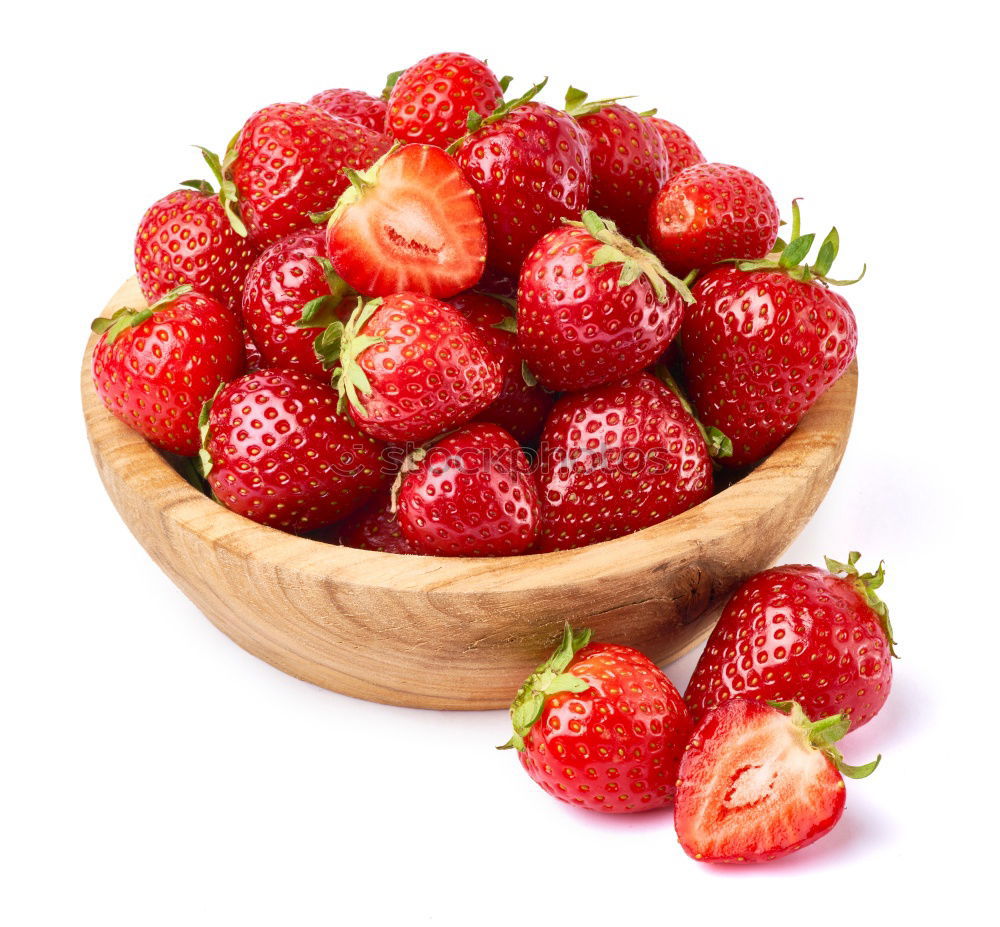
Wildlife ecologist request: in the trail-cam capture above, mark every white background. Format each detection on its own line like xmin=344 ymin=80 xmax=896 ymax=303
xmin=3 ymin=2 xmax=997 ymax=924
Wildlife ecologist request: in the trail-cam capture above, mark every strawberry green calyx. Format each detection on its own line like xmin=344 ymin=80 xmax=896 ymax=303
xmin=310 ymin=143 xmax=402 ymax=228
xmin=825 ymin=551 xmax=898 ymax=657
xmin=654 ymin=365 xmax=733 ymax=459
xmin=498 ymin=624 xmax=593 ymax=751
xmin=194 ymin=137 xmax=247 ymax=237
xmin=323 ymin=296 xmax=385 ymax=414
xmin=90 ymin=285 xmax=193 ymax=345
xmin=381 ymin=69 xmax=404 ymax=101
xmin=387 ymin=446 xmax=428 ymax=515
xmin=294 ymin=257 xmax=354 ymax=335
xmin=571 ymin=211 xmax=694 ymax=305
xmin=196 ymin=381 xmax=226 ymax=480
xmin=563 ymin=86 xmax=636 ymax=118
xmin=770 ymin=700 xmax=881 ymax=780
xmin=445 ymin=77 xmax=549 ymax=155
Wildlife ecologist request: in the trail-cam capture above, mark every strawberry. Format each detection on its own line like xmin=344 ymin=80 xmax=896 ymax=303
xmin=685 ymin=553 xmax=896 ymax=729
xmin=536 ymin=373 xmax=715 ymax=551
xmin=226 ymin=103 xmax=391 ymax=247
xmin=501 ymin=625 xmax=693 ymax=813
xmin=307 ymin=87 xmax=388 ymax=132
xmin=201 ymin=369 xmax=387 ymax=533
xmin=564 ymin=88 xmax=670 ymax=240
xmin=680 ymin=203 xmax=862 ymax=466
xmin=241 ymin=228 xmax=354 ymax=380
xmin=449 ymin=290 xmax=554 ymax=443
xmin=517 ymin=211 xmax=691 ymax=392
xmin=452 ymin=83 xmax=592 ymax=275
xmin=395 ymin=422 xmax=539 ymax=556
xmin=647 ymin=116 xmax=704 ymax=176
xmin=323 ymin=144 xmax=486 ymax=299
xmin=91 ymin=286 xmax=245 ymax=457
xmin=328 ymin=490 xmax=419 ymax=554
xmin=385 ymin=52 xmax=504 ymax=149
xmin=648 ymin=162 xmax=779 ymax=275
xmin=318 ymin=293 xmax=502 ymax=443
xmin=674 ymin=699 xmax=880 ymax=863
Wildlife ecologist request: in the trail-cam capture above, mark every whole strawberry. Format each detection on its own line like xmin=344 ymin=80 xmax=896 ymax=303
xmin=564 ymin=88 xmax=669 ymax=240
xmin=675 ymin=699 xmax=879 ymax=863
xmin=647 ymin=116 xmax=704 ymax=176
xmin=537 ymin=373 xmax=714 ymax=551
xmin=517 ymin=211 xmax=691 ymax=392
xmin=307 ymin=87 xmax=388 ymax=132
xmin=385 ymin=52 xmax=504 ymax=149
xmin=685 ymin=553 xmax=896 ymax=729
xmin=330 ymin=490 xmax=419 ymax=555
xmin=227 ymin=103 xmax=391 ymax=247
xmin=501 ymin=625 xmax=693 ymax=813
xmin=396 ymin=422 xmax=539 ymax=556
xmin=648 ymin=162 xmax=779 ymax=274
xmin=91 ymin=286 xmax=245 ymax=457
xmin=452 ymin=83 xmax=592 ymax=275
xmin=202 ymin=369 xmax=387 ymax=533
xmin=681 ymin=203 xmax=862 ymax=465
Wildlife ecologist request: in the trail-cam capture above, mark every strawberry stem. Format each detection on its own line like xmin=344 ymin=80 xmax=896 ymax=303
xmin=825 ymin=552 xmax=898 ymax=657
xmin=769 ymin=700 xmax=881 ymax=779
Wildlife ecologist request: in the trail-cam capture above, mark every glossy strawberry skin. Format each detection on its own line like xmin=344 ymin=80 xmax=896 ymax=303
xmin=308 ymin=88 xmax=387 ymax=132
xmin=685 ymin=565 xmax=892 ymax=729
xmin=537 ymin=374 xmax=713 ymax=551
xmin=576 ymin=105 xmax=669 ymax=240
xmin=134 ymin=189 xmax=260 ymax=313
xmin=450 ymin=291 xmax=554 ymax=443
xmin=519 ymin=643 xmax=692 ymax=813
xmin=331 ymin=491 xmax=419 ymax=554
xmin=648 ymin=162 xmax=779 ymax=275
xmin=397 ymin=423 xmax=539 ymax=556
xmin=647 ymin=117 xmax=704 ymax=176
xmin=204 ymin=369 xmax=387 ymax=534
xmin=681 ymin=265 xmax=858 ymax=466
xmin=230 ymin=103 xmax=391 ymax=248
xmin=385 ymin=52 xmax=503 ymax=149
xmin=517 ymin=225 xmax=684 ymax=392
xmin=454 ymin=103 xmax=592 ymax=275
xmin=92 ymin=292 xmax=245 ymax=457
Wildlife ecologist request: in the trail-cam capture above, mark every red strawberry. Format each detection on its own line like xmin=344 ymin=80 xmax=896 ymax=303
xmin=323 ymin=144 xmax=486 ymax=299
xmin=501 ymin=625 xmax=693 ymax=813
xmin=201 ymin=369 xmax=387 ymax=533
xmin=675 ymin=699 xmax=880 ymax=863
xmin=320 ymin=293 xmax=502 ymax=443
xmin=449 ymin=290 xmax=554 ymax=443
xmin=517 ymin=211 xmax=691 ymax=391
xmin=307 ymin=87 xmax=388 ymax=132
xmin=537 ymin=373 xmax=714 ymax=551
xmin=395 ymin=422 xmax=539 ymax=556
xmin=330 ymin=490 xmax=419 ymax=554
xmin=452 ymin=83 xmax=592 ymax=275
xmin=564 ymin=88 xmax=670 ymax=240
xmin=647 ymin=116 xmax=704 ymax=176
xmin=91 ymin=286 xmax=245 ymax=457
xmin=241 ymin=228 xmax=353 ymax=380
xmin=680 ymin=204 xmax=862 ymax=466
xmin=685 ymin=553 xmax=896 ymax=728
xmin=648 ymin=162 xmax=779 ymax=275
xmin=227 ymin=103 xmax=391 ymax=247
xmin=385 ymin=52 xmax=504 ymax=149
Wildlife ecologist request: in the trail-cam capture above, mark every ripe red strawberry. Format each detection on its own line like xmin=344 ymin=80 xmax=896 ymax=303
xmin=91 ymin=286 xmax=245 ymax=457
xmin=675 ymin=699 xmax=880 ymax=863
xmin=449 ymin=290 xmax=554 ymax=443
xmin=241 ymin=228 xmax=353 ymax=380
xmin=385 ymin=52 xmax=504 ymax=149
xmin=323 ymin=144 xmax=486 ymax=298
xmin=517 ymin=211 xmax=691 ymax=391
xmin=537 ymin=373 xmax=714 ymax=551
xmin=685 ymin=553 xmax=896 ymax=728
xmin=328 ymin=490 xmax=419 ymax=554
xmin=227 ymin=103 xmax=391 ymax=247
xmin=452 ymin=84 xmax=592 ymax=275
xmin=648 ymin=162 xmax=779 ymax=274
xmin=501 ymin=625 xmax=693 ymax=813
xmin=396 ymin=422 xmax=539 ymax=556
xmin=201 ymin=369 xmax=387 ymax=533
xmin=307 ymin=87 xmax=387 ymax=132
xmin=319 ymin=293 xmax=502 ymax=443
xmin=647 ymin=116 xmax=704 ymax=176
xmin=564 ymin=88 xmax=670 ymax=240
xmin=680 ymin=204 xmax=862 ymax=465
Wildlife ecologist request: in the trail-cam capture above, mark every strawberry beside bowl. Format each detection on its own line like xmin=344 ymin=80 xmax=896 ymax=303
xmin=82 ymin=277 xmax=857 ymax=709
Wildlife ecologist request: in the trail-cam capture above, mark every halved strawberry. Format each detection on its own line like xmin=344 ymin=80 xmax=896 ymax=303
xmin=324 ymin=144 xmax=486 ymax=299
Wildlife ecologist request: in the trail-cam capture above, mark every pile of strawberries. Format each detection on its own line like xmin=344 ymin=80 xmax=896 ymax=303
xmin=90 ymin=51 xmax=862 ymax=556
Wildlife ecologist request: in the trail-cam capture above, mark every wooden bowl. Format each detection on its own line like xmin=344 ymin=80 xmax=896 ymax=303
xmin=82 ymin=278 xmax=858 ymax=709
